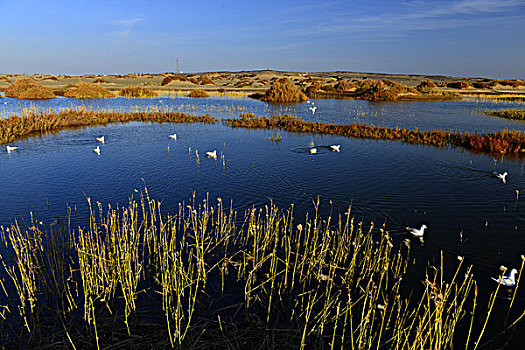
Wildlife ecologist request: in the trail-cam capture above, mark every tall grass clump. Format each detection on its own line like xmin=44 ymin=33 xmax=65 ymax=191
xmin=223 ymin=114 xmax=525 ymax=155
xmin=446 ymin=81 xmax=471 ymax=89
xmin=64 ymin=82 xmax=114 ymax=98
xmin=120 ymin=86 xmax=157 ymax=97
xmin=354 ymin=80 xmax=418 ymax=101
xmin=187 ymin=90 xmax=210 ymax=98
xmin=0 ymin=193 xmax=524 ymax=348
xmin=261 ymin=78 xmax=308 ymax=103
xmin=0 ymin=109 xmax=217 ymax=144
xmin=485 ymin=109 xmax=525 ymax=121
xmin=5 ymin=78 xmax=56 ymax=99
xmin=197 ymin=76 xmax=214 ymax=85
xmin=417 ymin=80 xmax=437 ymax=92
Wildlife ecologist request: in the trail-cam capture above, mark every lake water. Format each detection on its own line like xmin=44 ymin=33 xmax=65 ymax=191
xmin=2 ymin=95 xmax=525 ymax=313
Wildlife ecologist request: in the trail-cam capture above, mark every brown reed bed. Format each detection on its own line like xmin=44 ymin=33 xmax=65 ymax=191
xmin=0 ymin=109 xmax=217 ymax=144
xmin=120 ymin=86 xmax=157 ymax=98
xmin=485 ymin=109 xmax=525 ymax=121
xmin=5 ymin=77 xmax=56 ymax=99
xmin=223 ymin=114 xmax=525 ymax=154
xmin=1 ymin=192 xmax=523 ymax=348
xmin=2 ymin=110 xmax=525 ymax=156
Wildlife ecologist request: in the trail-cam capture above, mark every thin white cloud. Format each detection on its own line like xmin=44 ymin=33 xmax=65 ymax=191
xmin=111 ymin=15 xmax=146 ymax=39
xmin=274 ymin=0 xmax=525 ymax=40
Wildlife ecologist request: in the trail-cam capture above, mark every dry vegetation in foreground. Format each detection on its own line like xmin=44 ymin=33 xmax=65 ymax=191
xmin=260 ymin=78 xmax=308 ymax=103
xmin=485 ymin=109 xmax=525 ymax=121
xmin=64 ymin=82 xmax=114 ymax=98
xmin=187 ymin=90 xmax=210 ymax=98
xmin=1 ymin=192 xmax=523 ymax=348
xmin=120 ymin=85 xmax=157 ymax=97
xmin=5 ymin=77 xmax=56 ymax=99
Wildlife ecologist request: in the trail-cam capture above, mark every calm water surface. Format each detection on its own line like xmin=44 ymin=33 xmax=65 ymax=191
xmin=2 ymin=95 xmax=525 ymax=310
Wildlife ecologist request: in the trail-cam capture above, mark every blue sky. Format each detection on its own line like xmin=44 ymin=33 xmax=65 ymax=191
xmin=1 ymin=0 xmax=524 ymax=78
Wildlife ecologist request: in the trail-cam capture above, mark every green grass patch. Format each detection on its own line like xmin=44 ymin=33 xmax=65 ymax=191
xmin=486 ymin=109 xmax=525 ymax=120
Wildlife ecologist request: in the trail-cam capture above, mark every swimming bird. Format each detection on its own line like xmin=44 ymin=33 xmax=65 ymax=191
xmin=93 ymin=146 xmax=101 ymax=155
xmin=306 ymin=100 xmax=310 ymax=104
xmin=406 ymin=224 xmax=427 ymax=237
xmin=206 ymin=150 xmax=217 ymax=158
xmin=492 ymin=268 xmax=518 ymax=287
xmin=169 ymin=133 xmax=177 ymax=140
xmin=309 ymin=106 xmax=317 ymax=114
xmin=96 ymin=136 xmax=105 ymax=143
xmin=309 ymin=148 xmax=317 ymax=154
xmin=6 ymin=146 xmax=18 ymax=153
xmin=330 ymin=144 xmax=341 ymax=152
xmin=494 ymin=171 xmax=508 ymax=183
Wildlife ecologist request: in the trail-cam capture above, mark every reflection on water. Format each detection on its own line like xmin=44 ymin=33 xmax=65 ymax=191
xmin=1 ymin=96 xmax=525 ymax=309
xmin=1 ymin=95 xmax=525 ymax=133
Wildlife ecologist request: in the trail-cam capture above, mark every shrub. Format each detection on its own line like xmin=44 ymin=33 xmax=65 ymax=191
xmin=92 ymin=78 xmax=110 ymax=84
xmin=305 ymin=82 xmax=321 ymax=94
xmin=161 ymin=75 xmax=188 ymax=86
xmin=321 ymin=84 xmax=336 ymax=92
xmin=486 ymin=109 xmax=525 ymax=120
xmin=5 ymin=77 xmax=56 ymax=99
xmin=473 ymin=82 xmax=491 ymax=89
xmin=64 ymin=82 xmax=113 ymax=98
xmin=120 ymin=86 xmax=156 ymax=97
xmin=43 ymin=76 xmax=59 ymax=81
xmin=355 ymin=80 xmax=417 ymax=101
xmin=260 ymin=78 xmax=308 ymax=103
xmin=0 ymin=77 xmax=11 ymax=83
xmin=187 ymin=90 xmax=209 ymax=98
xmin=416 ymin=80 xmax=437 ymax=92
xmin=334 ymin=79 xmax=356 ymax=92
xmin=198 ymin=76 xmax=214 ymax=85
xmin=498 ymin=80 xmax=523 ymax=88
xmin=446 ymin=81 xmax=471 ymax=89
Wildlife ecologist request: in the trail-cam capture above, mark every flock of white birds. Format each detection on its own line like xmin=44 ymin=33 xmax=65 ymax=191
xmin=2 ymin=98 xmax=518 ymax=287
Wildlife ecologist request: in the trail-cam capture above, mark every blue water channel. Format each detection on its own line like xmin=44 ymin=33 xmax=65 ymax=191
xmin=1 ymin=94 xmax=525 ymax=312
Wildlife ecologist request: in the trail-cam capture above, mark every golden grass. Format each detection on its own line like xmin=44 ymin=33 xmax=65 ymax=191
xmin=64 ymin=82 xmax=114 ymax=99
xmin=5 ymin=77 xmax=56 ymax=99
xmin=1 ymin=193 xmax=521 ymax=348
xmin=261 ymin=78 xmax=308 ymax=103
xmin=187 ymin=90 xmax=210 ymax=98
xmin=485 ymin=109 xmax=525 ymax=120
xmin=0 ymin=109 xmax=216 ymax=144
xmin=120 ymin=86 xmax=157 ymax=98
xmin=2 ymin=110 xmax=525 ymax=155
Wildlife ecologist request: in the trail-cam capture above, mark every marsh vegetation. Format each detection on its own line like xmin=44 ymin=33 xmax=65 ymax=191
xmin=1 ymin=193 xmax=523 ymax=348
